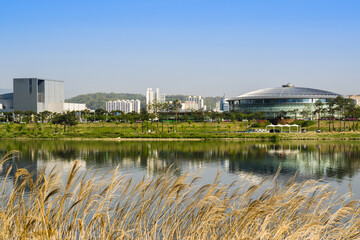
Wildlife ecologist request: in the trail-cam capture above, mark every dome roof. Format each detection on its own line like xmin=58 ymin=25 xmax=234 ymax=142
xmin=233 ymin=84 xmax=340 ymax=100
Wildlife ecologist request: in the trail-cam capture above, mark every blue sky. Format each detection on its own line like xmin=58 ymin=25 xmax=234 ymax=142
xmin=1 ymin=0 xmax=359 ymax=98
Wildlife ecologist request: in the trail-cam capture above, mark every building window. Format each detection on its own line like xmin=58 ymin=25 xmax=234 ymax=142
xmin=29 ymin=79 xmax=32 ymax=94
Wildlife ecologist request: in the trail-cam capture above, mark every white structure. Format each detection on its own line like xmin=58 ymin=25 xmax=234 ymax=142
xmin=146 ymin=88 xmax=166 ymax=112
xmin=265 ymin=124 xmax=300 ymax=133
xmin=63 ymin=103 xmax=87 ymax=112
xmin=181 ymin=96 xmax=206 ymax=111
xmin=106 ymin=99 xmax=141 ymax=113
xmin=215 ymin=102 xmax=221 ymax=112
xmin=349 ymin=95 xmax=360 ymax=106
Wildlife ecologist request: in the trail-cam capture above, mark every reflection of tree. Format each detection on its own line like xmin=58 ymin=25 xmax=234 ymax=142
xmin=0 ymin=140 xmax=360 ymax=180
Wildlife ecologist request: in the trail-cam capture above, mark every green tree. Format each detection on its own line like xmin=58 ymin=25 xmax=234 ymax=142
xmin=327 ymin=99 xmax=336 ymax=131
xmin=95 ymin=109 xmax=108 ymax=122
xmin=314 ymin=100 xmax=324 ymax=130
xmin=170 ymin=99 xmax=182 ymax=132
xmin=39 ymin=111 xmax=52 ymax=123
xmin=301 ymin=105 xmax=313 ymax=131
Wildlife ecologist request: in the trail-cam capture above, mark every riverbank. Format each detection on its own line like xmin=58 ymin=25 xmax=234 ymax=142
xmin=1 ymin=132 xmax=360 ymax=141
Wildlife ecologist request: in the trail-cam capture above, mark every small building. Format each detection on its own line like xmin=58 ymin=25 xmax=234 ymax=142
xmin=220 ymin=94 xmax=229 ymax=112
xmin=349 ymin=95 xmax=360 ymax=106
xmin=0 ymin=93 xmax=14 ymax=111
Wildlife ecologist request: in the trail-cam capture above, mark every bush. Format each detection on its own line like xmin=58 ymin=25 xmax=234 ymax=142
xmin=5 ymin=123 xmax=13 ymax=133
xmin=291 ymin=120 xmax=316 ymax=127
xmin=251 ymin=120 xmax=271 ymax=128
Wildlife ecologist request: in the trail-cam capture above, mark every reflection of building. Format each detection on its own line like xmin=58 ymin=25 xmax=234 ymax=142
xmin=106 ymin=99 xmax=141 ymax=113
xmin=227 ymin=84 xmax=340 ymax=119
xmin=0 ymin=78 xmax=86 ymax=113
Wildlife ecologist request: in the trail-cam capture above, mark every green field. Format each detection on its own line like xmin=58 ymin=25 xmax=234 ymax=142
xmin=1 ymin=120 xmax=360 ymax=140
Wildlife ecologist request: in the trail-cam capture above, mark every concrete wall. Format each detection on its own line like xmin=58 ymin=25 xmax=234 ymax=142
xmin=13 ymin=78 xmax=38 ymax=112
xmin=45 ymin=80 xmax=64 ymax=103
xmin=10 ymin=78 xmax=85 ymax=113
xmin=63 ymin=103 xmax=87 ymax=111
xmin=13 ymin=78 xmax=66 ymax=113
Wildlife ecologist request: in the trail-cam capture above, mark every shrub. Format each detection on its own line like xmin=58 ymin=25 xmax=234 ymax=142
xmin=251 ymin=120 xmax=271 ymax=128
xmin=292 ymin=120 xmax=316 ymax=127
xmin=5 ymin=123 xmax=13 ymax=133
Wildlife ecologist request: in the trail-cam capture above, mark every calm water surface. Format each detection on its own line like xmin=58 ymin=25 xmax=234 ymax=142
xmin=1 ymin=140 xmax=360 ymax=197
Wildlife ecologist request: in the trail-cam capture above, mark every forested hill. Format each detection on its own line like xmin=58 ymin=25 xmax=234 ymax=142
xmin=65 ymin=92 xmax=222 ymax=110
xmin=65 ymin=93 xmax=145 ymax=110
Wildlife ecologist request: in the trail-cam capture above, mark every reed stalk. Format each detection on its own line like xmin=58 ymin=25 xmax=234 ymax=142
xmin=0 ymin=152 xmax=359 ymax=239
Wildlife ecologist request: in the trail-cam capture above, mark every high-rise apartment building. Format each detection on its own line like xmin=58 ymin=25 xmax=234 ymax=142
xmin=181 ymin=96 xmax=206 ymax=111
xmin=146 ymin=88 xmax=154 ymax=106
xmin=106 ymin=99 xmax=141 ymax=113
xmin=146 ymin=88 xmax=165 ymax=112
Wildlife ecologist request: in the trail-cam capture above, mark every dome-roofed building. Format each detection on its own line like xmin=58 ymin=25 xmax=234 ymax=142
xmin=227 ymin=84 xmax=340 ymax=119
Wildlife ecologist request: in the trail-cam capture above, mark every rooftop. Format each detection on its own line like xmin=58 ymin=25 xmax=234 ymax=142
xmin=230 ymin=84 xmax=340 ymax=100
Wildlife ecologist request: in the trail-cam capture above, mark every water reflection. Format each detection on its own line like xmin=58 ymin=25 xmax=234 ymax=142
xmin=0 ymin=140 xmax=360 ymax=185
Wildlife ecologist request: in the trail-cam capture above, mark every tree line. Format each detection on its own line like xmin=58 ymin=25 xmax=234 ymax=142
xmin=1 ymin=96 xmax=360 ymax=133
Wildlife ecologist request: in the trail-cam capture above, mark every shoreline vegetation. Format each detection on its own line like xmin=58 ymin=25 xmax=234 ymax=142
xmin=1 ymin=121 xmax=360 ymax=141
xmin=1 ymin=152 xmax=360 ymax=239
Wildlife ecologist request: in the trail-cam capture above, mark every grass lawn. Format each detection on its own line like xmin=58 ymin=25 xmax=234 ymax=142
xmin=0 ymin=120 xmax=359 ymax=140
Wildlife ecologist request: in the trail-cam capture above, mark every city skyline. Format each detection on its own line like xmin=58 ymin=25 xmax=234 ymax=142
xmin=1 ymin=1 xmax=360 ymax=98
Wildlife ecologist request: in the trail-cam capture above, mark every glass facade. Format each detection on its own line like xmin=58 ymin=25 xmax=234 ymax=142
xmin=228 ymin=99 xmax=329 ymax=119
xmin=227 ymin=85 xmax=339 ymax=119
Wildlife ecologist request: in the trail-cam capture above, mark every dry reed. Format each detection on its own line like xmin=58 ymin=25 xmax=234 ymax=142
xmin=0 ymin=152 xmax=359 ymax=239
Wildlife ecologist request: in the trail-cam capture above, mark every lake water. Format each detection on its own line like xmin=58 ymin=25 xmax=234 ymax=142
xmin=1 ymin=140 xmax=360 ymax=197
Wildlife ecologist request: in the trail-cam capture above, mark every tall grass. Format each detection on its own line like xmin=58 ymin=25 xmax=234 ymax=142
xmin=0 ymin=152 xmax=360 ymax=239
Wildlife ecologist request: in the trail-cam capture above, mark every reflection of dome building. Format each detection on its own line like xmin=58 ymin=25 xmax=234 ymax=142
xmin=227 ymin=84 xmax=340 ymax=119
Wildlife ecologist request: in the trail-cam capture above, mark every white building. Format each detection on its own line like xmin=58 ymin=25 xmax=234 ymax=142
xmin=349 ymin=95 xmax=360 ymax=106
xmin=146 ymin=88 xmax=166 ymax=112
xmin=146 ymin=88 xmax=154 ymax=106
xmin=215 ymin=94 xmax=229 ymax=112
xmin=181 ymin=96 xmax=206 ymax=111
xmin=106 ymin=99 xmax=141 ymax=113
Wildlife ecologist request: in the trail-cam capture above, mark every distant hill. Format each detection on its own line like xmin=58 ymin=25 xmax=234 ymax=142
xmin=65 ymin=93 xmax=146 ymax=110
xmin=66 ymin=92 xmax=222 ymax=110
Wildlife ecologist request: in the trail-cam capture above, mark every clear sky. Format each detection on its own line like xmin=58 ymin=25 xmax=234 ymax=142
xmin=1 ymin=0 xmax=359 ymax=98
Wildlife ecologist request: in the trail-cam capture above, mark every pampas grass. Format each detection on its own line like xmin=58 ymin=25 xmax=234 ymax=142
xmin=0 ymin=152 xmax=359 ymax=239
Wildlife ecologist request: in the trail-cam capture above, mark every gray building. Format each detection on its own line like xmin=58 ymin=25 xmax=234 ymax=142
xmin=13 ymin=78 xmax=65 ymax=113
xmin=0 ymin=78 xmax=86 ymax=113
xmin=0 ymin=93 xmax=14 ymax=111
